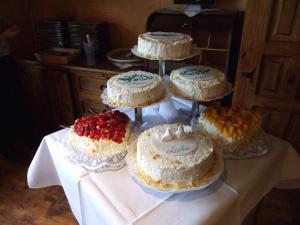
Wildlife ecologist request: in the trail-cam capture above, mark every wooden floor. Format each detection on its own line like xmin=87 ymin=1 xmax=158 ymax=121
xmin=0 ymin=146 xmax=300 ymax=225
xmin=0 ymin=156 xmax=78 ymax=225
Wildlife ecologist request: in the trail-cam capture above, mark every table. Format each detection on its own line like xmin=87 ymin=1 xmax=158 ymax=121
xmin=27 ymin=103 xmax=300 ymax=225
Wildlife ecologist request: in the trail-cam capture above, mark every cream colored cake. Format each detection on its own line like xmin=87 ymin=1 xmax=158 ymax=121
xmin=136 ymin=124 xmax=215 ymax=185
xmin=137 ymin=32 xmax=193 ymax=59
xmin=198 ymin=106 xmax=262 ymax=152
xmin=107 ymin=70 xmax=165 ymax=107
xmin=170 ymin=65 xmax=228 ymax=101
xmin=69 ymin=110 xmax=131 ymax=156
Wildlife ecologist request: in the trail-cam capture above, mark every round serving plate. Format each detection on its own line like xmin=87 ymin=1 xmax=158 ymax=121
xmin=169 ymin=82 xmax=233 ymax=102
xmin=131 ymin=45 xmax=201 ymax=61
xmin=100 ymin=88 xmax=169 ymax=109
xmin=221 ymin=132 xmax=269 ymax=159
xmin=63 ymin=129 xmax=128 ymax=172
xmin=126 ymin=146 xmax=224 ymax=193
xmin=106 ymin=48 xmax=143 ymax=63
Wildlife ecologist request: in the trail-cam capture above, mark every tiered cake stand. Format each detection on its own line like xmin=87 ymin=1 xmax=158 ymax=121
xmin=132 ymin=45 xmax=233 ymax=126
xmin=101 ymin=89 xmax=167 ymax=130
xmin=131 ymin=45 xmax=201 ymax=77
xmin=131 ymin=45 xmax=202 ymax=126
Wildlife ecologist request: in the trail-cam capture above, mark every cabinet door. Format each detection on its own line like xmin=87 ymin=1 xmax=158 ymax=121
xmin=43 ymin=69 xmax=76 ymax=129
xmin=18 ymin=62 xmax=49 ymax=135
xmin=233 ymin=0 xmax=300 ymax=152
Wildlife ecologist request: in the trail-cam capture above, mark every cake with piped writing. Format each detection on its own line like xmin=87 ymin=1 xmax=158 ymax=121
xmin=107 ymin=70 xmax=165 ymax=107
xmin=69 ymin=110 xmax=131 ymax=156
xmin=137 ymin=32 xmax=193 ymax=59
xmin=198 ymin=106 xmax=262 ymax=152
xmin=134 ymin=124 xmax=216 ymax=189
xmin=170 ymin=65 xmax=228 ymax=100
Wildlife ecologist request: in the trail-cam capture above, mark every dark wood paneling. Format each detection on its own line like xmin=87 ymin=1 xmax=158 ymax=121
xmin=257 ymin=57 xmax=300 ymax=100
xmin=269 ymin=0 xmax=300 ymax=41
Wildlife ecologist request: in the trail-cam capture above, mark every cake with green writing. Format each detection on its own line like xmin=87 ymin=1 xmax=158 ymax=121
xmin=170 ymin=65 xmax=228 ymax=100
xmin=107 ymin=71 xmax=165 ymax=107
xmin=137 ymin=32 xmax=193 ymax=59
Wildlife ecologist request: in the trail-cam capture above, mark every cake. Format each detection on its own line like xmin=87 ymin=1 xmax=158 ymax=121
xmin=107 ymin=70 xmax=165 ymax=107
xmin=135 ymin=124 xmax=216 ymax=188
xmin=170 ymin=65 xmax=228 ymax=100
xmin=69 ymin=110 xmax=131 ymax=156
xmin=198 ymin=106 xmax=262 ymax=151
xmin=137 ymin=32 xmax=193 ymax=59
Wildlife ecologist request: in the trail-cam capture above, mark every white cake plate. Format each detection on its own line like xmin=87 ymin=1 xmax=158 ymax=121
xmin=168 ymin=82 xmax=233 ymax=127
xmin=131 ymin=45 xmax=201 ymax=61
xmin=126 ymin=146 xmax=224 ymax=193
xmin=101 ymin=88 xmax=169 ymax=126
xmin=221 ymin=132 xmax=269 ymax=159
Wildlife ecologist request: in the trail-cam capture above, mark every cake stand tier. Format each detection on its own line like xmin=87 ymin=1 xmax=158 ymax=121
xmin=126 ymin=147 xmax=224 ymax=193
xmin=168 ymin=83 xmax=233 ymax=126
xmin=131 ymin=45 xmax=201 ymax=61
xmin=101 ymin=88 xmax=168 ymax=127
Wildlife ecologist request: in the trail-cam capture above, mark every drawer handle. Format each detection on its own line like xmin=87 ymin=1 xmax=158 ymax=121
xmin=181 ymin=23 xmax=192 ymax=28
xmin=99 ymin=84 xmax=106 ymax=92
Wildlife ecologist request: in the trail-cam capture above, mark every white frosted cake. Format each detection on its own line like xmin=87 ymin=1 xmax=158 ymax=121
xmin=135 ymin=124 xmax=216 ymax=188
xmin=137 ymin=32 xmax=193 ymax=59
xmin=107 ymin=70 xmax=165 ymax=107
xmin=69 ymin=110 xmax=131 ymax=156
xmin=170 ymin=65 xmax=228 ymax=100
xmin=198 ymin=106 xmax=262 ymax=152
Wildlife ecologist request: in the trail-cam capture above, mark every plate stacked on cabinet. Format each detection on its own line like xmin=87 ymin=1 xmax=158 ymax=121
xmin=36 ymin=20 xmax=68 ymax=49
xmin=68 ymin=21 xmax=109 ymax=55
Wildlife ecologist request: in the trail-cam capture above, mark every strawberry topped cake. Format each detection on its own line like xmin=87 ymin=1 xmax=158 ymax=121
xmin=198 ymin=106 xmax=262 ymax=152
xmin=69 ymin=110 xmax=131 ymax=156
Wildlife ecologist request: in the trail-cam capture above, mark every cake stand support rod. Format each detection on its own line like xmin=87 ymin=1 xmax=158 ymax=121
xmin=135 ymin=107 xmax=142 ymax=125
xmin=191 ymin=100 xmax=200 ymax=127
xmin=159 ymin=60 xmax=165 ymax=77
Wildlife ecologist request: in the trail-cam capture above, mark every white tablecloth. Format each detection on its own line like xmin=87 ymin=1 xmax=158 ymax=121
xmin=27 ymin=101 xmax=300 ymax=225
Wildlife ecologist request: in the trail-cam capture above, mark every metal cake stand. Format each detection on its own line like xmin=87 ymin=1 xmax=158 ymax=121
xmin=131 ymin=45 xmax=201 ymax=127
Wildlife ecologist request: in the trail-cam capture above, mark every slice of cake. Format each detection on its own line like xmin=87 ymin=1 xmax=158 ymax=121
xmin=135 ymin=124 xmax=216 ymax=188
xmin=107 ymin=70 xmax=165 ymax=107
xmin=69 ymin=110 xmax=131 ymax=156
xmin=137 ymin=32 xmax=193 ymax=59
xmin=198 ymin=106 xmax=262 ymax=151
xmin=170 ymin=65 xmax=228 ymax=100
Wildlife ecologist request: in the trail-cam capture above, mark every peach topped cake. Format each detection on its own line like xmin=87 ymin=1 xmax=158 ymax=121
xmin=198 ymin=106 xmax=262 ymax=151
xmin=69 ymin=110 xmax=131 ymax=156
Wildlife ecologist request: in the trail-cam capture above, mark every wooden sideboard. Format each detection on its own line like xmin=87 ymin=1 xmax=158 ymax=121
xmin=17 ymin=59 xmax=138 ymax=141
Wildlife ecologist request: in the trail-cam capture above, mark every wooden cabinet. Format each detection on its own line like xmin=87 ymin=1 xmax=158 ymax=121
xmin=70 ymin=69 xmax=117 ymax=116
xmin=18 ymin=61 xmax=76 ymax=139
xmin=233 ymin=0 xmax=300 ymax=152
xmin=18 ymin=60 xmax=121 ymax=140
xmin=146 ymin=9 xmax=244 ymax=85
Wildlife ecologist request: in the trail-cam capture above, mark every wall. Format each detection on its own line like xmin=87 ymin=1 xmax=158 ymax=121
xmin=31 ymin=0 xmax=246 ymax=49
xmin=0 ymin=0 xmax=35 ymax=57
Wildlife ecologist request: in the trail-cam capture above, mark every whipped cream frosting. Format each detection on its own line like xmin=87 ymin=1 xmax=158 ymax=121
xmin=170 ymin=65 xmax=228 ymax=100
xmin=137 ymin=32 xmax=193 ymax=59
xmin=151 ymin=125 xmax=197 ymax=157
xmin=69 ymin=123 xmax=131 ymax=156
xmin=136 ymin=124 xmax=215 ymax=183
xmin=107 ymin=71 xmax=165 ymax=107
